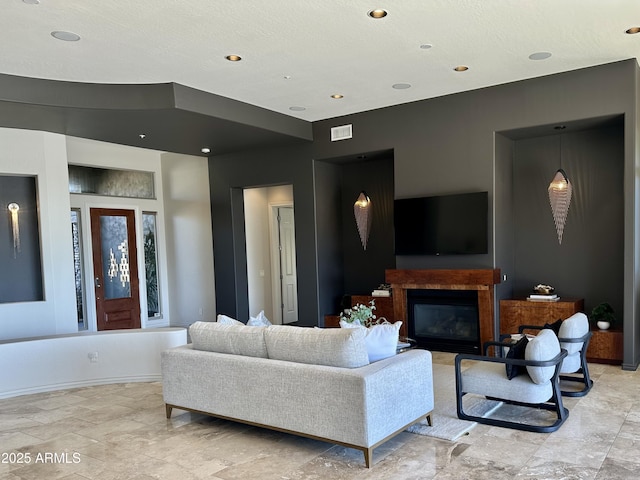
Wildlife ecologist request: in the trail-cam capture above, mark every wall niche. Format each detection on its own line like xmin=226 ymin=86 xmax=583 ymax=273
xmin=0 ymin=175 xmax=44 ymax=303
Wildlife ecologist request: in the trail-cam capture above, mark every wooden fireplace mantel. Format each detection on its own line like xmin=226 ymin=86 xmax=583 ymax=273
xmin=385 ymin=269 xmax=501 ymax=349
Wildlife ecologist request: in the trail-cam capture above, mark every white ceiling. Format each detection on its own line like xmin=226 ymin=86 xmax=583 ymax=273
xmin=3 ymin=0 xmax=640 ymax=123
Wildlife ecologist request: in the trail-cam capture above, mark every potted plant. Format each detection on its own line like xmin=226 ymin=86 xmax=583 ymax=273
xmin=591 ymin=302 xmax=616 ymax=330
xmin=340 ymin=300 xmax=378 ymax=328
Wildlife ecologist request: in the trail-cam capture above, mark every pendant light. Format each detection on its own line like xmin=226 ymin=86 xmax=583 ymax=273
xmin=548 ymin=134 xmax=572 ymax=244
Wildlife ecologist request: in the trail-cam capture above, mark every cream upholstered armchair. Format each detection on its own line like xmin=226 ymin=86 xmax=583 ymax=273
xmin=455 ymin=329 xmax=568 ymax=433
xmin=519 ymin=312 xmax=593 ymax=397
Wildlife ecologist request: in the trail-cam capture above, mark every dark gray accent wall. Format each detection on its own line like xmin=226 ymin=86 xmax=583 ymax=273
xmin=339 ymin=157 xmax=395 ymax=295
xmin=209 ymin=60 xmax=640 ymax=368
xmin=209 ymin=144 xmax=319 ymax=326
xmin=0 ymin=175 xmax=43 ymax=303
xmin=511 ymin=123 xmax=624 ymax=318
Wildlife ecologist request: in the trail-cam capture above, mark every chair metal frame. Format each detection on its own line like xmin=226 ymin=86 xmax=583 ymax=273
xmin=518 ymin=325 xmax=593 ymax=397
xmin=455 ymin=342 xmax=569 ymax=433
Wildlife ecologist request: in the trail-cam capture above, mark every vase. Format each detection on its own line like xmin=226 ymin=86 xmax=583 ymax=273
xmin=597 ymin=321 xmax=610 ymax=330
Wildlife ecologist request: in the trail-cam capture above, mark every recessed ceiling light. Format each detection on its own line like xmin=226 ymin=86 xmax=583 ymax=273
xmin=368 ymin=9 xmax=388 ymax=19
xmin=201 ymin=147 xmax=211 ymax=154
xmin=51 ymin=31 xmax=80 ymax=42
xmin=529 ymin=52 xmax=552 ymax=60
xmin=331 ymin=94 xmax=344 ymax=99
xmin=284 ymin=75 xmax=292 ymax=80
xmin=453 ymin=65 xmax=469 ymax=72
xmin=626 ymin=27 xmax=640 ymax=34
xmin=139 ymin=134 xmax=146 ymax=139
xmin=392 ymin=83 xmax=411 ymax=90
xmin=420 ymin=44 xmax=433 ymax=50
xmin=23 ymin=0 xmax=40 ymax=4
xmin=225 ymin=55 xmax=242 ymax=61
xmin=289 ymin=106 xmax=306 ymax=111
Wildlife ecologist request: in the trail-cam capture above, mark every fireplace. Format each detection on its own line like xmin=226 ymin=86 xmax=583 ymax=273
xmin=408 ymin=289 xmax=480 ymax=354
xmin=385 ymin=269 xmax=501 ymax=352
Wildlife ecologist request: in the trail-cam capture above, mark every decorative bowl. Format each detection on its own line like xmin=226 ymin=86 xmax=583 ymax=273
xmin=533 ymin=284 xmax=555 ymax=295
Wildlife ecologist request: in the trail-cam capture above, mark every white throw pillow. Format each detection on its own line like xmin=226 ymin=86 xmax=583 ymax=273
xmin=247 ymin=310 xmax=272 ymax=326
xmin=366 ymin=322 xmax=402 ymax=362
xmin=216 ymin=314 xmax=244 ymax=326
xmin=340 ymin=320 xmax=402 ymax=362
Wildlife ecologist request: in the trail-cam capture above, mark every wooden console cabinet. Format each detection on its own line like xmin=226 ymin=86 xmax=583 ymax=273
xmin=323 ymin=295 xmax=394 ymax=329
xmin=499 ymin=298 xmax=622 ymax=364
xmin=499 ymin=298 xmax=584 ymax=334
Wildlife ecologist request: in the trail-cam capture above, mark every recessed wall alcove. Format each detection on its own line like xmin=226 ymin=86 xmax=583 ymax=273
xmin=0 ymin=175 xmax=43 ymax=304
xmin=495 ymin=115 xmax=624 ymax=321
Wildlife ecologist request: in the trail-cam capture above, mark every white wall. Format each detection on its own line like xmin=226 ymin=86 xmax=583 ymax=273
xmin=0 ymin=129 xmax=77 ymax=340
xmin=0 ymin=327 xmax=187 ymax=398
xmin=0 ymin=130 xmax=215 ymax=340
xmin=161 ymin=152 xmax=216 ymax=327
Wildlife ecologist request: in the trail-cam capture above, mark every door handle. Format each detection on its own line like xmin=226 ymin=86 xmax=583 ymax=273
xmin=95 ymin=277 xmax=102 ymax=288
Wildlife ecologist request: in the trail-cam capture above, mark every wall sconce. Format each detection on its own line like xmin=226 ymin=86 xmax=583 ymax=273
xmin=354 ymin=191 xmax=372 ymax=250
xmin=548 ymin=168 xmax=572 ymax=244
xmin=7 ymin=202 xmax=20 ymax=256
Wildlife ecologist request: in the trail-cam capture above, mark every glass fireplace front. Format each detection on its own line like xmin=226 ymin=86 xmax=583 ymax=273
xmin=408 ymin=289 xmax=480 ymax=354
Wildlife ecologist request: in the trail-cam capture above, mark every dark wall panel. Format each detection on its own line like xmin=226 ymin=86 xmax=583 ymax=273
xmin=0 ymin=175 xmax=43 ymax=303
xmin=340 ymin=157 xmax=395 ymax=295
xmin=512 ymin=125 xmax=624 ymax=317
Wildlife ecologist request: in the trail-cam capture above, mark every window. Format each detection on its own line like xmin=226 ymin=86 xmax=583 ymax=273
xmin=71 ymin=209 xmax=87 ymax=330
xmin=143 ymin=212 xmax=161 ymax=318
xmin=68 ymin=165 xmax=155 ymax=199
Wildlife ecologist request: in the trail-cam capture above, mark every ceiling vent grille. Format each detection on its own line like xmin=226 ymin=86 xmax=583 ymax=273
xmin=330 ymin=124 xmax=353 ymax=141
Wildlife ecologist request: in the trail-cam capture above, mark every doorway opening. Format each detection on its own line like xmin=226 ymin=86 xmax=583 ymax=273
xmin=243 ymin=185 xmax=298 ymax=324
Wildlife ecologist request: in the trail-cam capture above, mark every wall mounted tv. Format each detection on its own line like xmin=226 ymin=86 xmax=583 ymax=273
xmin=394 ymin=191 xmax=488 ymax=255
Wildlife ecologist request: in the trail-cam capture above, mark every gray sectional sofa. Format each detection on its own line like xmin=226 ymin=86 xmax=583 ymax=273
xmin=161 ymin=322 xmax=434 ymax=467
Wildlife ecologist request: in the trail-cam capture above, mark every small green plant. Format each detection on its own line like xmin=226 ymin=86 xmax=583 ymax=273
xmin=590 ymin=302 xmax=616 ymax=326
xmin=340 ymin=300 xmax=377 ymax=327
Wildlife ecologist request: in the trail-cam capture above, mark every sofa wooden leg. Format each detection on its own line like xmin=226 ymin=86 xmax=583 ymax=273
xmin=364 ymin=447 xmax=373 ymax=468
xmin=426 ymin=413 xmax=433 ymax=426
xmin=165 ymin=404 xmax=173 ymax=419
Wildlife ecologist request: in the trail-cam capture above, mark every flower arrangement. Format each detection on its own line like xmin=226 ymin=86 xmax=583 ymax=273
xmin=340 ymin=300 xmax=377 ymax=328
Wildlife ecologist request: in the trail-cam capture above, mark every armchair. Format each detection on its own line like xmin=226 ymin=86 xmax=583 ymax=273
xmin=519 ymin=312 xmax=593 ymax=397
xmin=455 ymin=329 xmax=569 ymax=433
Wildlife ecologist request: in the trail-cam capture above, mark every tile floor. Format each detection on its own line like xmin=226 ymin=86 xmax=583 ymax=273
xmin=0 ymin=352 xmax=638 ymax=479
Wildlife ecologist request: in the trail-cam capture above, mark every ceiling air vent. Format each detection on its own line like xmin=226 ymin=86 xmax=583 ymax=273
xmin=330 ymin=124 xmax=353 ymax=142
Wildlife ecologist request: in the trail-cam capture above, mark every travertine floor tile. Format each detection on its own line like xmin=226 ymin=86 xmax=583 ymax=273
xmin=0 ymin=357 xmax=637 ymax=479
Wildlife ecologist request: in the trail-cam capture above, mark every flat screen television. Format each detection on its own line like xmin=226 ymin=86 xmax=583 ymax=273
xmin=394 ymin=191 xmax=488 ymax=255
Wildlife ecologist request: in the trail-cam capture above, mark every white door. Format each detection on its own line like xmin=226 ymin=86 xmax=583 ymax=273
xmin=278 ymin=207 xmax=298 ymax=324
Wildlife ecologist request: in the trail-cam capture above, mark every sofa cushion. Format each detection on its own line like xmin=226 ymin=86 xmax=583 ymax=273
xmin=525 ymin=328 xmax=561 ymax=384
xmin=190 ymin=321 xmax=268 ymax=358
xmin=264 ymin=325 xmax=369 ymax=368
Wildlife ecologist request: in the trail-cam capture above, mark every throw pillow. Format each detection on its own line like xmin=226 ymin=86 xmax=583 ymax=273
xmin=543 ymin=318 xmax=563 ymax=335
xmin=365 ymin=321 xmax=402 ymax=362
xmin=340 ymin=320 xmax=402 ymax=362
xmin=247 ymin=310 xmax=272 ymax=326
xmin=505 ymin=336 xmax=529 ymax=379
xmin=217 ymin=314 xmax=244 ymax=326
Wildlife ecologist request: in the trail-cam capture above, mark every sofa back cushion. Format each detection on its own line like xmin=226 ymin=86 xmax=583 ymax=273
xmin=264 ymin=325 xmax=369 ymax=368
xmin=525 ymin=328 xmax=561 ymax=384
xmin=190 ymin=321 xmax=268 ymax=358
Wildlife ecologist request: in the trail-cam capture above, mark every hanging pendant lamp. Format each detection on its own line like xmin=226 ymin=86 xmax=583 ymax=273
xmin=548 ymin=168 xmax=572 ymax=244
xmin=354 ymin=191 xmax=372 ymax=250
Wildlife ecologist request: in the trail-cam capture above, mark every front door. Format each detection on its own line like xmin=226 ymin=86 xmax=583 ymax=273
xmin=90 ymin=208 xmax=141 ymax=330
